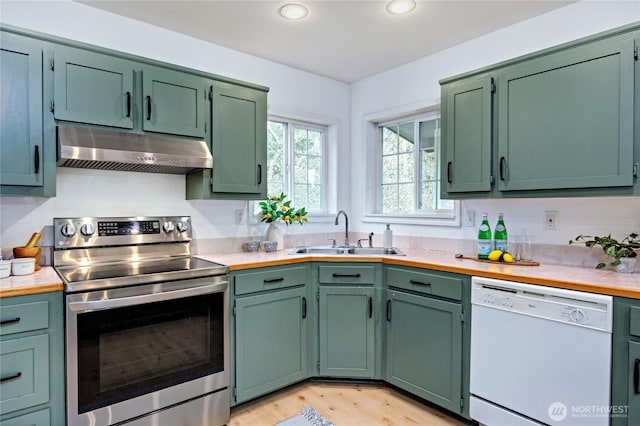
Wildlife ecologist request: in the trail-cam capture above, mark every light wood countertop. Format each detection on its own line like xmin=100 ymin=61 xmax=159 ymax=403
xmin=200 ymin=249 xmax=640 ymax=299
xmin=3 ymin=249 xmax=638 ymax=299
xmin=0 ymin=266 xmax=63 ymax=298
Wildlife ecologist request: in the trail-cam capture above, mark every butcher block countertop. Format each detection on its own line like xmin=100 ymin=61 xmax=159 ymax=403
xmin=2 ymin=249 xmax=639 ymax=299
xmin=201 ymin=249 xmax=640 ymax=299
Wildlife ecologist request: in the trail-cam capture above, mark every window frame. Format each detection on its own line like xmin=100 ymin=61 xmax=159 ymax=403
xmin=363 ymin=106 xmax=460 ymax=227
xmin=266 ymin=115 xmax=329 ymax=215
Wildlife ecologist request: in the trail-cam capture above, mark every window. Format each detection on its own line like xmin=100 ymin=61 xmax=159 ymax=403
xmin=267 ymin=118 xmax=326 ymax=212
xmin=378 ymin=112 xmax=454 ymax=215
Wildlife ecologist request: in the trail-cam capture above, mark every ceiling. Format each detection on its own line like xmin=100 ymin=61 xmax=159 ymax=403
xmin=77 ymin=1 xmax=574 ymax=83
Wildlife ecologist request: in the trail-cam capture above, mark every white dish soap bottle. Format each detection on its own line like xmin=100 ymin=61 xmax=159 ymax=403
xmin=383 ymin=224 xmax=393 ymax=249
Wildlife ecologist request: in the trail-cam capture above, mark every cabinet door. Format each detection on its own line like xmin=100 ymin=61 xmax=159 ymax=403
xmin=53 ymin=46 xmax=134 ymax=129
xmin=319 ymin=286 xmax=375 ymax=378
xmin=1 ymin=408 xmax=50 ymax=426
xmin=141 ymin=67 xmax=207 ymax=138
xmin=441 ymin=75 xmax=493 ymax=193
xmin=210 ymin=81 xmax=267 ymax=196
xmin=234 ymin=286 xmax=308 ymax=403
xmin=497 ymin=33 xmax=634 ymax=191
xmin=0 ymin=33 xmax=43 ymax=187
xmin=628 ymin=341 xmax=640 ymax=425
xmin=385 ymin=290 xmax=462 ymax=414
xmin=0 ymin=334 xmax=49 ymax=415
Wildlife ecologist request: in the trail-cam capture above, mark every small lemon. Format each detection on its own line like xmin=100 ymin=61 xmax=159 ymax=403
xmin=284 ymin=215 xmax=290 ymax=221
xmin=502 ymin=252 xmax=514 ymax=263
xmin=488 ymin=250 xmax=503 ymax=261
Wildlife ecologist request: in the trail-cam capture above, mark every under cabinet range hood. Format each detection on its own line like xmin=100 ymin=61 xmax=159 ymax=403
xmin=56 ymin=125 xmax=213 ymax=174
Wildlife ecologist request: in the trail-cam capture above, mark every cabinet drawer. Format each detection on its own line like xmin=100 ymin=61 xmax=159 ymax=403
xmin=0 ymin=301 xmax=49 ymax=336
xmin=386 ymin=267 xmax=462 ymax=301
xmin=235 ymin=266 xmax=307 ymax=295
xmin=1 ymin=408 xmax=50 ymax=426
xmin=0 ymin=334 xmax=49 ymax=415
xmin=630 ymin=306 xmax=640 ymax=337
xmin=318 ymin=265 xmax=375 ymax=285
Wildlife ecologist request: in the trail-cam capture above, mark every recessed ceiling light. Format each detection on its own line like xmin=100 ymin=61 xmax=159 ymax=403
xmin=386 ymin=0 xmax=416 ymax=15
xmin=279 ymin=3 xmax=309 ymax=20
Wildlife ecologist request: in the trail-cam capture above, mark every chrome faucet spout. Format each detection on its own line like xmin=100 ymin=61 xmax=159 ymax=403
xmin=335 ymin=210 xmax=350 ymax=247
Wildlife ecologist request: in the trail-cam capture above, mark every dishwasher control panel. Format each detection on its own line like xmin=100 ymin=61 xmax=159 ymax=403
xmin=471 ymin=276 xmax=613 ymax=332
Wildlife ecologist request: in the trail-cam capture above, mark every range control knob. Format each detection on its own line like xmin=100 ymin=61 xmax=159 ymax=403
xmin=176 ymin=221 xmax=189 ymax=233
xmin=80 ymin=223 xmax=95 ymax=237
xmin=162 ymin=221 xmax=175 ymax=233
xmin=61 ymin=223 xmax=77 ymax=238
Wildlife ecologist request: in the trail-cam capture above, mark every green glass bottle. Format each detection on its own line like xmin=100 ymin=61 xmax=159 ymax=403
xmin=477 ymin=212 xmax=492 ymax=259
xmin=494 ymin=212 xmax=508 ymax=252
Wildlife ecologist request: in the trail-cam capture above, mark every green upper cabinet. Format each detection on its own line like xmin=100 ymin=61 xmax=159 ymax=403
xmin=186 ymin=81 xmax=268 ymax=199
xmin=141 ymin=66 xmax=208 ymax=138
xmin=0 ymin=32 xmax=44 ymax=189
xmin=441 ymin=74 xmax=494 ymax=193
xmin=211 ymin=81 xmax=267 ymax=196
xmin=53 ymin=46 xmax=134 ymax=129
xmin=53 ymin=47 xmax=209 ymax=139
xmin=497 ymin=32 xmax=635 ymax=191
xmin=440 ymin=24 xmax=639 ymax=198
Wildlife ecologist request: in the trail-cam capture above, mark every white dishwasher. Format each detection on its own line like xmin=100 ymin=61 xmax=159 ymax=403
xmin=470 ymin=277 xmax=613 ymax=426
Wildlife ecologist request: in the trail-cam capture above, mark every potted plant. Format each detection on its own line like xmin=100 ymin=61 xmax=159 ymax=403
xmin=569 ymin=233 xmax=640 ymax=273
xmin=259 ymin=193 xmax=308 ymax=250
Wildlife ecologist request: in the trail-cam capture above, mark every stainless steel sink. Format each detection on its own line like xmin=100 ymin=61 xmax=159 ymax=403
xmin=289 ymin=246 xmax=405 ymax=255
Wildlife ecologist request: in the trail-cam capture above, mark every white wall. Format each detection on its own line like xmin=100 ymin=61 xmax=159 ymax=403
xmin=350 ymin=0 xmax=640 ymax=245
xmin=0 ymin=0 xmax=350 ymax=249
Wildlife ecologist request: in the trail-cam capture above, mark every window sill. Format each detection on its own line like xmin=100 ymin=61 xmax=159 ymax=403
xmin=363 ymin=212 xmax=460 ymax=227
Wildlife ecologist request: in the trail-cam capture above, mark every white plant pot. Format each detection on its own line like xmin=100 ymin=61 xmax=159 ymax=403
xmin=265 ymin=221 xmax=286 ymax=251
xmin=614 ymin=257 xmax=636 ymax=274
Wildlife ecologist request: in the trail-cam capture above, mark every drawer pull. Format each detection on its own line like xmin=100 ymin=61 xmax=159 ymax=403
xmin=1 ymin=372 xmax=22 ymax=383
xmin=410 ymin=279 xmax=431 ymax=287
xmin=634 ymin=359 xmax=640 ymax=394
xmin=126 ymin=91 xmax=132 ymax=117
xmin=332 ymin=273 xmax=361 ymax=278
xmin=0 ymin=317 xmax=20 ymax=326
xmin=263 ymin=277 xmax=284 ymax=284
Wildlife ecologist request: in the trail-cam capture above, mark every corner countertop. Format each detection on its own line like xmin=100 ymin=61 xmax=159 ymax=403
xmin=0 ymin=266 xmax=63 ymax=298
xmin=2 ymin=249 xmax=638 ymax=299
xmin=199 ymin=249 xmax=640 ymax=299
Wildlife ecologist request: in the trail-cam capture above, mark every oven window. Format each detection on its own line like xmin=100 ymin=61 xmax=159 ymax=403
xmin=76 ymin=293 xmax=224 ymax=413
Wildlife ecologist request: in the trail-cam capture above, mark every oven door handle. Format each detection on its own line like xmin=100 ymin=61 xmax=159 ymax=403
xmin=68 ymin=282 xmax=227 ymax=312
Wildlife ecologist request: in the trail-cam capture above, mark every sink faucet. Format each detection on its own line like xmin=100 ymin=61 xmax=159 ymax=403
xmin=334 ymin=210 xmax=350 ymax=247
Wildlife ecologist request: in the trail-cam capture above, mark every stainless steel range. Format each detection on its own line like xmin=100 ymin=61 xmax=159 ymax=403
xmin=53 ymin=216 xmax=230 ymax=426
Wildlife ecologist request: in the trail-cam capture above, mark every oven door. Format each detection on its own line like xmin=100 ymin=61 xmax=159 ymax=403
xmin=66 ymin=276 xmax=229 ymax=426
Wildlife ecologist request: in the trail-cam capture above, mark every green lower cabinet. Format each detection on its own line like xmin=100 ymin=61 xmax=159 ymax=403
xmin=385 ymin=289 xmax=463 ymax=415
xmin=0 ymin=292 xmax=64 ymax=426
xmin=627 ymin=341 xmax=640 ymax=425
xmin=318 ymin=286 xmax=375 ymax=378
xmin=234 ymin=286 xmax=309 ymax=404
xmin=612 ymin=297 xmax=640 ymax=426
xmin=0 ymin=408 xmax=50 ymax=426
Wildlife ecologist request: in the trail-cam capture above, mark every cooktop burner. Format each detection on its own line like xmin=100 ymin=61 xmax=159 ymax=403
xmin=52 ymin=216 xmax=229 ymax=293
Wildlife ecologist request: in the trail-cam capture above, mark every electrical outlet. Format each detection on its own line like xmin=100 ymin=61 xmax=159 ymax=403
xmin=465 ymin=210 xmax=476 ymax=227
xmin=544 ymin=211 xmax=557 ymax=230
xmin=235 ymin=209 xmax=244 ymax=225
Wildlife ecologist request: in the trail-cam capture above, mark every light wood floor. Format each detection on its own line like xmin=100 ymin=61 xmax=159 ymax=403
xmin=230 ymin=382 xmax=470 ymax=426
